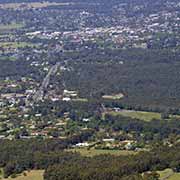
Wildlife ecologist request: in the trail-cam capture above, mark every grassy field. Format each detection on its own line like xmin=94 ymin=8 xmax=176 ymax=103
xmin=0 ymin=24 xmax=23 ymax=31
xmin=168 ymin=173 xmax=180 ymax=180
xmin=0 ymin=2 xmax=73 ymax=9
xmin=102 ymin=93 xmax=124 ymax=100
xmin=107 ymin=110 xmax=161 ymax=121
xmin=0 ymin=56 xmax=16 ymax=61
xmin=158 ymin=169 xmax=173 ymax=179
xmin=106 ymin=110 xmax=180 ymax=122
xmin=0 ymin=42 xmax=37 ymax=48
xmin=1 ymin=170 xmax=44 ymax=180
xmin=71 ymin=98 xmax=88 ymax=102
xmin=157 ymin=168 xmax=180 ymax=180
xmin=66 ymin=148 xmax=136 ymax=157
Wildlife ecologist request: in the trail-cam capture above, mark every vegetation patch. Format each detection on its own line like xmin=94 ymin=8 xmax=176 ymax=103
xmin=107 ymin=110 xmax=161 ymax=121
xmin=102 ymin=93 xmax=124 ymax=100
xmin=0 ymin=42 xmax=37 ymax=48
xmin=168 ymin=173 xmax=180 ymax=180
xmin=1 ymin=170 xmax=44 ymax=180
xmin=157 ymin=169 xmax=180 ymax=180
xmin=71 ymin=98 xmax=88 ymax=102
xmin=66 ymin=148 xmax=136 ymax=157
xmin=0 ymin=2 xmax=74 ymax=9
xmin=0 ymin=56 xmax=16 ymax=61
xmin=0 ymin=24 xmax=24 ymax=31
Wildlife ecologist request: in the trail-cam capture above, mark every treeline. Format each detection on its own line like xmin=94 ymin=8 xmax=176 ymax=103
xmin=32 ymin=99 xmax=101 ymax=119
xmin=102 ymin=114 xmax=180 ymax=140
xmin=31 ymin=99 xmax=180 ymax=141
xmin=1 ymin=138 xmax=180 ymax=179
xmin=3 ymin=111 xmax=180 ymax=178
xmin=58 ymin=48 xmax=180 ymax=110
xmin=0 ymin=129 xmax=94 ymax=177
xmin=44 ymin=144 xmax=180 ymax=180
xmin=0 ymin=59 xmax=37 ymax=79
xmin=103 ymin=99 xmax=180 ymax=115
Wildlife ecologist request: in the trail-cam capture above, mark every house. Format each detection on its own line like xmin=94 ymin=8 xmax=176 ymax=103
xmin=62 ymin=97 xmax=71 ymax=101
xmin=82 ymin=118 xmax=90 ymax=122
xmin=74 ymin=142 xmax=90 ymax=147
xmin=102 ymin=138 xmax=115 ymax=142
xmin=0 ymin=135 xmax=5 ymax=139
xmin=0 ymin=102 xmax=5 ymax=107
xmin=63 ymin=89 xmax=78 ymax=97
xmin=35 ymin=113 xmax=42 ymax=117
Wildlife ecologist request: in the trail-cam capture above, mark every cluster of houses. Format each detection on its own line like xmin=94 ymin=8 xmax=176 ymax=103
xmin=73 ymin=139 xmax=138 ymax=151
xmin=23 ymin=4 xmax=180 ymax=51
xmin=0 ymin=77 xmax=82 ymax=140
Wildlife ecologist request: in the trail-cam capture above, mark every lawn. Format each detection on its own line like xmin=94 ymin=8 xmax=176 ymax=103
xmin=0 ymin=56 xmax=16 ymax=61
xmin=71 ymin=98 xmax=88 ymax=102
xmin=107 ymin=110 xmax=161 ymax=121
xmin=0 ymin=24 xmax=24 ymax=31
xmin=66 ymin=148 xmax=136 ymax=157
xmin=157 ymin=168 xmax=180 ymax=180
xmin=0 ymin=2 xmax=73 ymax=9
xmin=158 ymin=168 xmax=174 ymax=179
xmin=0 ymin=42 xmax=37 ymax=48
xmin=102 ymin=93 xmax=124 ymax=100
xmin=168 ymin=173 xmax=180 ymax=180
xmin=1 ymin=170 xmax=44 ymax=180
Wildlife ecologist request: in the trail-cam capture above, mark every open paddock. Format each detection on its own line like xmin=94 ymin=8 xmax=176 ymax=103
xmin=158 ymin=169 xmax=180 ymax=180
xmin=106 ymin=110 xmax=162 ymax=121
xmin=1 ymin=170 xmax=44 ymax=180
xmin=66 ymin=148 xmax=136 ymax=157
xmin=0 ymin=24 xmax=24 ymax=31
xmin=0 ymin=2 xmax=74 ymax=9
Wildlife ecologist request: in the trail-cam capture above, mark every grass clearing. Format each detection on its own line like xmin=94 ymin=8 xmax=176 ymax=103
xmin=102 ymin=93 xmax=124 ymax=100
xmin=157 ymin=168 xmax=180 ymax=180
xmin=0 ymin=56 xmax=16 ymax=61
xmin=107 ymin=110 xmax=161 ymax=121
xmin=170 ymin=114 xmax=180 ymax=119
xmin=0 ymin=42 xmax=37 ymax=48
xmin=158 ymin=168 xmax=174 ymax=179
xmin=0 ymin=24 xmax=24 ymax=31
xmin=1 ymin=170 xmax=44 ymax=180
xmin=66 ymin=148 xmax=136 ymax=157
xmin=0 ymin=2 xmax=73 ymax=9
xmin=0 ymin=35 xmax=11 ymax=38
xmin=168 ymin=173 xmax=180 ymax=180
xmin=71 ymin=98 xmax=88 ymax=102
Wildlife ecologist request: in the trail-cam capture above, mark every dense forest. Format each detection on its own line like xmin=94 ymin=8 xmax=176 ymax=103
xmin=57 ymin=48 xmax=180 ymax=110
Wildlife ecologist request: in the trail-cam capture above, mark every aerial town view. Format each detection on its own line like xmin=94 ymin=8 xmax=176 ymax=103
xmin=0 ymin=0 xmax=180 ymax=179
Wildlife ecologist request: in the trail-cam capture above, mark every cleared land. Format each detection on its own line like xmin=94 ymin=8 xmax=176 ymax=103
xmin=0 ymin=2 xmax=73 ymax=9
xmin=168 ymin=173 xmax=180 ymax=180
xmin=106 ymin=110 xmax=180 ymax=121
xmin=106 ymin=110 xmax=161 ymax=121
xmin=158 ymin=169 xmax=174 ymax=180
xmin=0 ymin=56 xmax=16 ymax=61
xmin=102 ymin=93 xmax=124 ymax=100
xmin=0 ymin=42 xmax=37 ymax=48
xmin=1 ymin=170 xmax=44 ymax=180
xmin=66 ymin=148 xmax=136 ymax=157
xmin=158 ymin=168 xmax=180 ymax=180
xmin=0 ymin=24 xmax=23 ymax=31
xmin=71 ymin=98 xmax=88 ymax=102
